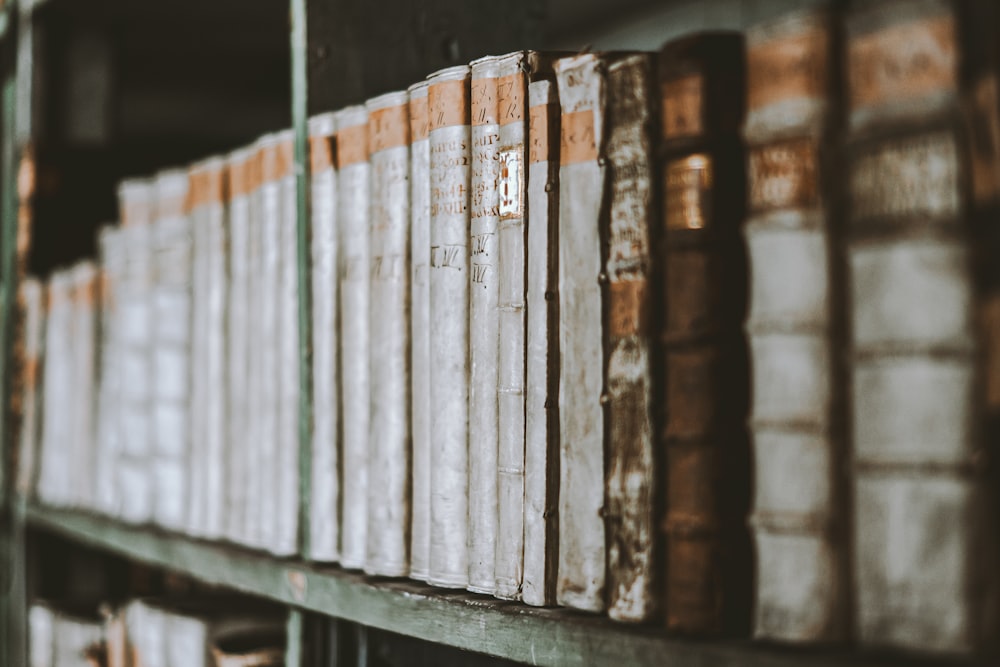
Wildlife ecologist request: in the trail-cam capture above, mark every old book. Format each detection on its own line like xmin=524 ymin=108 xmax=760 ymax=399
xmin=336 ymin=106 xmax=371 ymax=570
xmin=743 ymin=5 xmax=848 ymax=642
xmin=94 ymin=228 xmax=125 ymax=517
xmin=186 ymin=157 xmax=229 ymax=540
xmin=553 ymin=52 xmax=608 ymax=612
xmin=523 ymin=78 xmax=560 ymax=607
xmin=845 ymin=0 xmax=999 ymax=653
xmin=467 ymin=54 xmax=502 ymax=596
xmin=29 ymin=604 xmax=54 ymax=667
xmin=15 ymin=277 xmax=45 ymax=501
xmin=427 ymin=64 xmax=471 ymax=589
xmin=658 ymin=33 xmax=751 ymax=635
xmin=52 ymin=608 xmax=104 ymax=667
xmin=604 ymin=52 xmax=657 ymax=623
xmin=408 ymin=80 xmax=432 ymax=582
xmin=225 ymin=147 xmax=255 ymax=547
xmin=274 ymin=129 xmax=300 ymax=557
xmin=71 ymin=261 xmax=100 ymax=511
xmin=151 ymin=169 xmax=192 ymax=532
xmin=366 ymin=91 xmax=411 ymax=577
xmin=308 ymin=111 xmax=341 ymax=563
xmin=117 ymin=178 xmax=156 ymax=524
xmin=37 ymin=270 xmax=73 ymax=508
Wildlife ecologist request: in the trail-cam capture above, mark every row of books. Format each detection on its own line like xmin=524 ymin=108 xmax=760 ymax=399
xmin=29 ymin=597 xmax=284 ymax=667
xmin=18 ymin=0 xmax=1000 ymax=655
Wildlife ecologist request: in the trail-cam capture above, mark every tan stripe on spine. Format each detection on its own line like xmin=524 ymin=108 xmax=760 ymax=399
xmin=528 ymin=103 xmax=551 ymax=164
xmin=310 ymin=135 xmax=335 ymax=173
xmin=471 ymin=76 xmax=498 ymax=126
xmin=429 ymin=78 xmax=469 ymax=130
xmin=370 ymin=103 xmax=410 ymax=153
xmin=560 ymin=109 xmax=597 ymax=165
xmin=497 ymin=73 xmax=525 ymax=125
xmin=410 ymin=96 xmax=429 ymax=141
xmin=337 ymin=122 xmax=369 ymax=167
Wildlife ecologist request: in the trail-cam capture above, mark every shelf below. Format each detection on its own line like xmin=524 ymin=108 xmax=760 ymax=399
xmin=26 ymin=504 xmax=973 ymax=667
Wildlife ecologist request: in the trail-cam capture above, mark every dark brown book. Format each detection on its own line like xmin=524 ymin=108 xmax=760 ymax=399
xmin=657 ymin=32 xmax=751 ymax=636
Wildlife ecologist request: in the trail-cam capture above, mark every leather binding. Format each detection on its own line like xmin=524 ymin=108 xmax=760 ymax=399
xmin=365 ymin=91 xmax=411 ymax=577
xmin=468 ymin=54 xmax=502 ymax=595
xmin=743 ymin=4 xmax=849 ymax=642
xmin=336 ymin=106 xmax=372 ymax=570
xmin=308 ymin=112 xmax=341 ymax=563
xmin=427 ymin=65 xmax=472 ymax=589
xmin=523 ymin=77 xmax=560 ymax=607
xmin=845 ymin=0 xmax=1000 ymax=653
xmin=604 ymin=53 xmax=658 ymax=623
xmin=408 ymin=80 xmax=432 ymax=581
xmin=657 ymin=32 xmax=751 ymax=635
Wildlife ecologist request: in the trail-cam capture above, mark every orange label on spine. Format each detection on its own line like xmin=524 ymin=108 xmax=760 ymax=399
xmin=849 ymin=15 xmax=956 ymax=110
xmin=529 ymin=104 xmax=551 ymax=163
xmin=429 ymin=78 xmax=469 ymax=130
xmin=337 ymin=123 xmax=369 ymax=167
xmin=665 ymin=155 xmax=712 ymax=230
xmin=560 ymin=109 xmax=597 ymax=165
xmin=370 ymin=104 xmax=410 ymax=153
xmin=229 ymin=154 xmax=253 ymax=198
xmin=310 ymin=135 xmax=335 ymax=173
xmin=748 ymin=138 xmax=819 ymax=211
xmin=471 ymin=77 xmax=498 ymax=126
xmin=410 ymin=96 xmax=429 ymax=141
xmin=661 ymin=74 xmax=703 ymax=140
xmin=497 ymin=73 xmax=525 ymax=125
xmin=747 ymin=24 xmax=828 ymax=112
xmin=610 ymin=278 xmax=648 ymax=337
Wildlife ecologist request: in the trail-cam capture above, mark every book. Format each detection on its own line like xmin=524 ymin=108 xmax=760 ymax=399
xmin=15 ymin=277 xmax=45 ymax=501
xmin=553 ymin=52 xmax=608 ymax=612
xmin=151 ymin=169 xmax=193 ymax=532
xmin=604 ymin=52 xmax=657 ymax=623
xmin=468 ymin=54 xmax=502 ymax=596
xmin=366 ymin=90 xmax=411 ymax=577
xmin=225 ymin=147 xmax=255 ymax=547
xmin=427 ymin=64 xmax=471 ymax=589
xmin=743 ymin=5 xmax=849 ymax=642
xmin=335 ymin=106 xmax=371 ymax=570
xmin=308 ymin=111 xmax=341 ymax=563
xmin=657 ymin=32 xmax=750 ymax=635
xmin=845 ymin=0 xmax=999 ymax=653
xmin=29 ymin=604 xmax=54 ymax=667
xmin=71 ymin=261 xmax=99 ymax=511
xmin=523 ymin=78 xmax=560 ymax=607
xmin=37 ymin=270 xmax=73 ymax=508
xmin=117 ymin=178 xmax=157 ymax=524
xmin=94 ymin=227 xmax=124 ymax=517
xmin=408 ymin=80 xmax=432 ymax=582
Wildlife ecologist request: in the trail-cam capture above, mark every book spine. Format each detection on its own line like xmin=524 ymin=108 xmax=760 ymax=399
xmin=408 ymin=82 xmax=432 ymax=581
xmin=16 ymin=277 xmax=45 ymax=501
xmin=468 ymin=55 xmax=501 ymax=595
xmin=494 ymin=52 xmax=529 ymax=601
xmin=336 ymin=107 xmax=371 ymax=569
xmin=38 ymin=271 xmax=73 ymax=508
xmin=605 ymin=53 xmax=657 ymax=623
xmin=845 ymin=1 xmax=994 ymax=652
xmin=225 ymin=149 xmax=253 ymax=546
xmin=658 ymin=34 xmax=750 ymax=635
xmin=743 ymin=7 xmax=848 ymax=642
xmin=276 ymin=132 xmax=300 ymax=557
xmin=427 ymin=65 xmax=471 ymax=589
xmin=365 ymin=92 xmax=411 ymax=577
xmin=554 ymin=53 xmax=607 ymax=612
xmin=71 ymin=262 xmax=100 ymax=511
xmin=308 ymin=113 xmax=341 ymax=563
xmin=523 ymin=79 xmax=560 ymax=608
xmin=188 ymin=166 xmax=209 ymax=538
xmin=94 ymin=229 xmax=123 ymax=517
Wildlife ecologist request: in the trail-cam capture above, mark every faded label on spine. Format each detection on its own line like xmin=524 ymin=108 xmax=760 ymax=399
xmin=747 ymin=24 xmax=827 ymax=112
xmin=432 ymin=79 xmax=470 ymax=130
xmin=749 ymin=138 xmax=819 ymax=211
xmin=661 ymin=74 xmax=703 ymax=140
xmin=499 ymin=149 xmax=522 ymax=219
xmin=498 ymin=73 xmax=525 ymax=125
xmin=850 ymin=131 xmax=960 ymax=220
xmin=561 ymin=110 xmax=598 ymax=165
xmin=610 ymin=278 xmax=648 ymax=337
xmin=338 ymin=123 xmax=369 ymax=167
xmin=849 ymin=15 xmax=956 ymax=111
xmin=665 ymin=155 xmax=713 ymax=230
xmin=529 ymin=104 xmax=553 ymax=163
xmin=370 ymin=104 xmax=410 ymax=153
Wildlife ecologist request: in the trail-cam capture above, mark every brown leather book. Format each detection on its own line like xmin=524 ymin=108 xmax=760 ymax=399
xmin=657 ymin=32 xmax=751 ymax=636
xmin=845 ymin=0 xmax=1000 ymax=654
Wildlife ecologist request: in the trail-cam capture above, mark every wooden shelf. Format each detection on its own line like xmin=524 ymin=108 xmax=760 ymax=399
xmin=26 ymin=504 xmax=975 ymax=667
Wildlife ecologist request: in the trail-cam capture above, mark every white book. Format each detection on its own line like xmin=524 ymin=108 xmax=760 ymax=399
xmin=52 ymin=609 xmax=103 ymax=667
xmin=28 ymin=603 xmax=54 ymax=667
xmin=467 ymin=55 xmax=502 ymax=595
xmin=427 ymin=64 xmax=472 ymax=588
xmin=365 ymin=91 xmax=411 ymax=576
xmin=407 ymin=80 xmax=432 ymax=581
xmin=554 ymin=53 xmax=607 ymax=612
xmin=16 ymin=277 xmax=46 ymax=502
xmin=336 ymin=106 xmax=372 ymax=570
xmin=152 ymin=169 xmax=192 ymax=531
xmin=308 ymin=111 xmax=341 ymax=562
xmin=37 ymin=271 xmax=73 ymax=508
xmin=275 ymin=129 xmax=300 ymax=557
xmin=189 ymin=164 xmax=210 ymax=538
xmin=93 ymin=229 xmax=124 ymax=516
xmin=494 ymin=51 xmax=531 ymax=601
xmin=70 ymin=262 xmax=100 ymax=512
xmin=225 ymin=147 xmax=255 ymax=546
xmin=523 ymin=78 xmax=559 ymax=607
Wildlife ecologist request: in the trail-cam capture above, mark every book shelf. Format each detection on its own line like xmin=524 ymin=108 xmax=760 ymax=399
xmin=0 ymin=0 xmax=991 ymax=665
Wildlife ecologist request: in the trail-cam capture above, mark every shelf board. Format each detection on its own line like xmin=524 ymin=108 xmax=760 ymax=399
xmin=26 ymin=504 xmax=974 ymax=667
